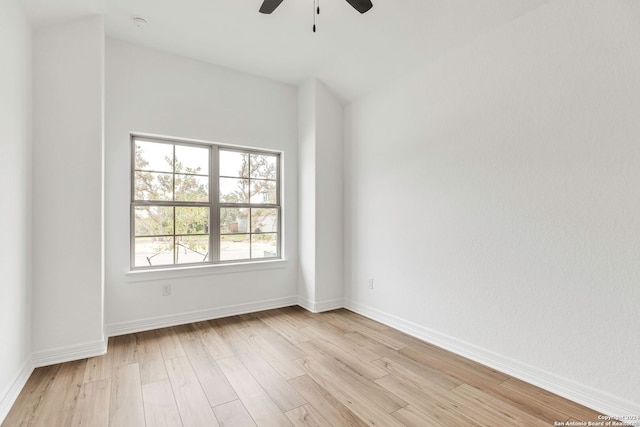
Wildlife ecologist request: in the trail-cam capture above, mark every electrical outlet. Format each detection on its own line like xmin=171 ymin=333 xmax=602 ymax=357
xmin=368 ymin=279 xmax=374 ymax=289
xmin=162 ymin=284 xmax=172 ymax=296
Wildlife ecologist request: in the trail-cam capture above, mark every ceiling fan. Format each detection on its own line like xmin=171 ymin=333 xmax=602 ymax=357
xmin=259 ymin=0 xmax=373 ymax=15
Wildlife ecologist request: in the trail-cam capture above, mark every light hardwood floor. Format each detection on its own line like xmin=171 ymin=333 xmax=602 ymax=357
xmin=3 ymin=307 xmax=603 ymax=426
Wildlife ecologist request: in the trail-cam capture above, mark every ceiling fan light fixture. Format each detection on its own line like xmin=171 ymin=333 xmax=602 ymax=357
xmin=259 ymin=0 xmax=372 ymax=15
xmin=260 ymin=0 xmax=371 ymax=32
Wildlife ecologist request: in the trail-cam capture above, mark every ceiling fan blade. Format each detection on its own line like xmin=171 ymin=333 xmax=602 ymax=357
xmin=259 ymin=0 xmax=285 ymax=14
xmin=345 ymin=0 xmax=373 ymax=14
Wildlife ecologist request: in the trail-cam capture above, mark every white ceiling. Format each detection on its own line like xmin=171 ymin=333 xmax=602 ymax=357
xmin=21 ymin=0 xmax=548 ymax=101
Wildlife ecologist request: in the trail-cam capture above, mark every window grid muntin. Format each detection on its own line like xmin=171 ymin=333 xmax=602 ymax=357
xmin=217 ymin=148 xmax=281 ymax=261
xmin=131 ymin=135 xmax=281 ymax=270
xmin=131 ymin=136 xmax=212 ymax=269
xmin=218 ymin=205 xmax=281 ymax=260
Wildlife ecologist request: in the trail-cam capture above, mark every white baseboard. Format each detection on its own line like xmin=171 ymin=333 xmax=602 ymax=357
xmin=0 ymin=359 xmax=34 ymax=425
xmin=106 ymin=296 xmax=298 ymax=337
xmin=31 ymin=339 xmax=107 ymax=368
xmin=297 ymin=296 xmax=344 ymax=313
xmin=344 ymin=299 xmax=640 ymax=420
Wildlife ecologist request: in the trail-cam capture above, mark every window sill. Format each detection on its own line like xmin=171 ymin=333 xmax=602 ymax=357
xmin=126 ymin=259 xmax=288 ymax=283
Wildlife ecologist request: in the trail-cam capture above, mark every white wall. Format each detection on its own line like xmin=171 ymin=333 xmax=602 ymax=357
xmin=105 ymin=39 xmax=298 ymax=333
xmin=31 ymin=16 xmax=105 ymax=361
xmin=298 ymin=80 xmax=317 ymax=305
xmin=345 ymin=0 xmax=640 ymax=414
xmin=314 ymin=81 xmax=344 ymax=306
xmin=0 ymin=0 xmax=33 ymax=420
xmin=298 ymin=79 xmax=344 ymax=311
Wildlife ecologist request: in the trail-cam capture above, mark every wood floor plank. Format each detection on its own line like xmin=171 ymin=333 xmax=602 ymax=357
xmin=373 ymin=324 xmax=435 ymax=349
xmin=83 ymin=342 xmax=113 ymax=383
xmin=1 ymin=365 xmax=60 ymax=427
xmin=298 ymin=328 xmax=387 ymax=380
xmin=371 ymin=355 xmax=462 ymax=392
xmin=398 ymin=345 xmax=509 ymax=389
xmin=208 ymin=316 xmax=247 ymax=345
xmin=343 ymin=330 xmax=401 ymax=355
xmin=176 ymin=322 xmax=238 ymax=407
xmin=32 ymin=360 xmax=86 ymax=427
xmin=156 ymin=326 xmax=187 ymax=360
xmin=347 ymin=322 xmax=407 ymax=351
xmin=217 ymin=356 xmax=292 ymax=427
xmin=189 ymin=352 xmax=238 ymax=407
xmin=297 ymin=340 xmax=389 ymax=387
xmin=174 ymin=323 xmax=209 ymax=358
xmin=279 ymin=306 xmax=313 ymax=328
xmin=342 ymin=310 xmax=391 ymax=331
xmin=287 ymin=375 xmax=368 ymax=427
xmin=136 ymin=330 xmax=168 ymax=385
xmin=285 ymin=404 xmax=328 ymax=427
xmin=193 ymin=321 xmax=235 ymax=359
xmin=375 ymin=374 xmax=483 ymax=427
xmin=233 ymin=317 xmax=273 ymax=341
xmin=254 ymin=310 xmax=310 ymax=345
xmin=349 ymin=331 xmax=483 ymax=394
xmin=213 ymin=400 xmax=257 ymax=427
xmin=230 ymin=340 xmax=306 ymax=412
xmin=111 ymin=334 xmax=138 ymax=368
xmin=249 ymin=329 xmax=305 ymax=361
xmin=244 ymin=332 xmax=306 ymax=380
xmin=283 ymin=307 xmax=320 ymax=326
xmin=463 ymin=378 xmax=579 ymax=423
xmin=70 ymin=378 xmax=111 ymax=427
xmin=296 ymin=356 xmax=406 ymax=427
xmin=391 ymin=405 xmax=448 ymax=427
xmin=141 ymin=379 xmax=183 ymax=427
xmin=301 ymin=324 xmax=380 ymax=362
xmin=404 ymin=339 xmax=510 ymax=383
xmin=165 ymin=356 xmax=220 ymax=427
xmin=303 ymin=314 xmax=354 ymax=337
xmin=173 ymin=323 xmax=235 ymax=406
xmin=313 ymin=311 xmax=360 ymax=335
xmin=451 ymin=383 xmax=550 ymax=427
xmin=500 ymin=377 xmax=602 ymax=421
xmin=334 ymin=311 xmax=410 ymax=351
xmin=109 ymin=363 xmax=145 ymax=427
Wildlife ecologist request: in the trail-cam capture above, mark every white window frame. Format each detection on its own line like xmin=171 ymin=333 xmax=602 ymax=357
xmin=130 ymin=134 xmax=282 ymax=271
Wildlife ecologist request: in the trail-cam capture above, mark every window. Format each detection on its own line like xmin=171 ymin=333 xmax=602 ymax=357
xmin=131 ymin=135 xmax=281 ymax=269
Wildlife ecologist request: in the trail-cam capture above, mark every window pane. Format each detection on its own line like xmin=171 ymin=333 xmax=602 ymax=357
xmin=251 ymin=234 xmax=277 ymax=258
xmin=134 ymin=206 xmax=174 ymax=236
xmin=220 ymin=177 xmax=249 ymax=203
xmin=135 ymin=140 xmax=173 ymax=172
xmin=251 ymin=208 xmax=278 ymax=233
xmin=176 ymin=207 xmax=209 ymax=235
xmin=220 ymin=150 xmax=248 ymax=178
xmin=134 ymin=236 xmax=174 ymax=267
xmin=250 ymin=154 xmax=277 ymax=180
xmin=134 ymin=171 xmax=173 ymax=201
xmin=220 ymin=208 xmax=249 ymax=234
xmin=175 ymin=174 xmax=209 ymax=202
xmin=250 ymin=179 xmax=277 ymax=204
xmin=175 ymin=145 xmax=209 ymax=175
xmin=220 ymin=234 xmax=250 ymax=261
xmin=132 ymin=139 xmax=281 ymax=269
xmin=176 ymin=235 xmax=209 ymax=264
